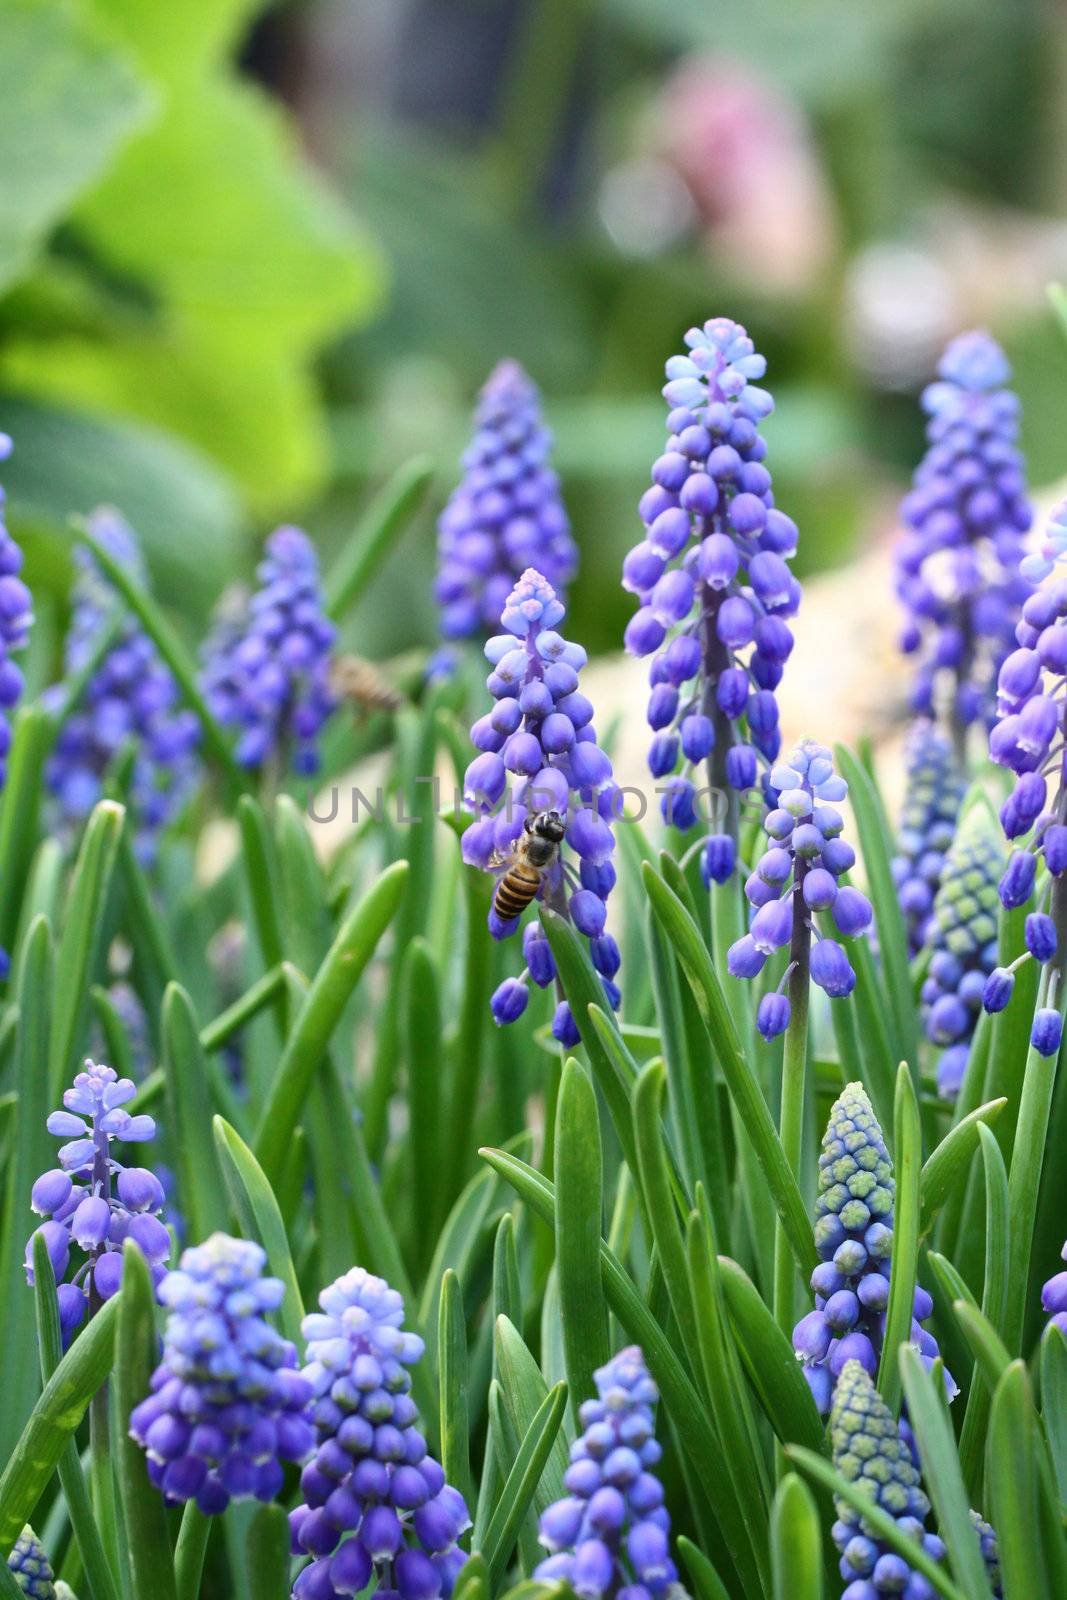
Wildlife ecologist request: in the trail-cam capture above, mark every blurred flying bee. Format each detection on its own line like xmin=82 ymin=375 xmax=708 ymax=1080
xmin=491 ymin=810 xmax=566 ymax=920
xmin=330 ymin=654 xmax=404 ymax=718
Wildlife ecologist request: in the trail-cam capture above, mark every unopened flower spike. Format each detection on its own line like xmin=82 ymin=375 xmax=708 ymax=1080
xmin=290 ymin=1266 xmax=470 ymax=1600
xmin=462 ymin=568 xmax=620 ymax=1045
xmin=202 ymin=526 xmax=337 ymax=776
xmin=621 ymin=318 xmax=800 ymax=870
xmin=435 ymin=360 xmax=577 ymax=643
xmin=7 ymin=1527 xmax=55 ymax=1599
xmin=891 ymin=720 xmax=964 ymax=955
xmin=727 ymin=739 xmax=872 ymax=1038
xmin=895 ymin=330 xmax=1032 ymax=749
xmin=919 ymin=808 xmax=1003 ymax=1100
xmin=793 ymin=1084 xmax=953 ymax=1417
xmin=129 ymin=1233 xmax=314 ymax=1515
xmin=534 ymin=1346 xmax=678 ymax=1600
xmin=46 ymin=509 xmax=200 ymax=861
xmin=26 ymin=1058 xmax=167 ymax=1344
xmin=830 ymin=1359 xmax=946 ymax=1598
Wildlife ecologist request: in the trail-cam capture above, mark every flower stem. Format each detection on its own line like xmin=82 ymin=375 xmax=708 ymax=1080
xmin=774 ymin=865 xmax=811 ymax=1341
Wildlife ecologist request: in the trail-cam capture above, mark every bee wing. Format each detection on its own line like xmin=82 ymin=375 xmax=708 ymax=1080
xmin=486 ymin=847 xmax=514 ymax=871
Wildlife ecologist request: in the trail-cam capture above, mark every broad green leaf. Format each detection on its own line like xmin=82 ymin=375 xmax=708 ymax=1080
xmin=0 ymin=918 xmax=53 ymax=1459
xmin=0 ymin=1294 xmax=119 ymax=1550
xmin=920 ymin=1099 xmax=1007 ymax=1239
xmin=642 ymin=864 xmax=815 ymax=1276
xmin=898 ymin=1347 xmax=994 ymax=1599
xmin=493 ymin=1317 xmax=569 ymax=1514
xmin=786 ymin=1448 xmax=967 ymax=1600
xmin=770 ymin=1475 xmax=823 ymax=1600
xmin=213 ymin=1116 xmax=304 ymax=1348
xmin=114 ymin=1244 xmax=177 ymax=1600
xmin=878 ymin=1065 xmax=921 ymax=1415
xmin=49 ymin=800 xmax=124 ymax=1100
xmin=326 ymin=456 xmax=434 ymax=620
xmin=254 ymin=860 xmax=408 ymax=1181
xmin=0 ymin=1 xmax=151 ymax=292
xmin=555 ymin=1059 xmax=609 ymax=1415
xmin=438 ymin=1270 xmax=474 ymax=1518
xmin=717 ymin=1257 xmax=827 ymax=1458
xmin=478 ymin=1382 xmax=567 ymax=1585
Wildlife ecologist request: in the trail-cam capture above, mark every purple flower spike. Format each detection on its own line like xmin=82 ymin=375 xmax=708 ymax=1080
xmin=1043 ymin=1242 xmax=1067 ymax=1339
xmin=26 ymin=1058 xmax=168 ymax=1341
xmin=463 ymin=570 xmax=618 ymax=1038
xmin=435 ymin=361 xmax=576 ymax=643
xmin=622 ymin=319 xmax=800 ymax=861
xmin=0 ymin=433 xmax=31 ymax=812
xmin=131 ymin=1234 xmax=314 ymax=1518
xmin=895 ymin=330 xmax=1032 ymax=739
xmin=291 ymin=1267 xmax=469 ymax=1600
xmin=535 ymin=1346 xmax=677 ymax=1600
xmin=46 ymin=509 xmax=198 ymax=862
xmin=202 ymin=527 xmax=336 ymax=777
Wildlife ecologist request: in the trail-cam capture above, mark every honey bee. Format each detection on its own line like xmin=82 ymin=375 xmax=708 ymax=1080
xmin=492 ymin=810 xmax=566 ymax=920
xmin=330 ymin=654 xmax=404 ymax=717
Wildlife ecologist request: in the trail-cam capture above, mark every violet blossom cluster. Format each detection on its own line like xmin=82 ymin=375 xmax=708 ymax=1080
xmin=1042 ymin=1241 xmax=1067 ymax=1338
xmin=894 ymin=331 xmax=1032 ymax=735
xmin=726 ymin=739 xmax=872 ymax=1039
xmin=891 ymin=720 xmax=964 ymax=954
xmin=47 ymin=510 xmax=200 ymax=860
xmin=830 ymin=1359 xmax=945 ymax=1599
xmin=202 ymin=525 xmax=337 ymax=776
xmin=919 ymin=811 xmax=1002 ymax=1100
xmin=0 ymin=432 xmax=33 ymax=790
xmin=462 ymin=569 xmax=619 ymax=1045
xmin=129 ymin=1233 xmax=314 ymax=1514
xmin=435 ymin=360 xmax=577 ymax=642
xmin=291 ymin=1267 xmax=469 ymax=1600
xmin=26 ymin=1059 xmax=166 ymax=1343
xmin=792 ymin=1083 xmax=953 ymax=1417
xmin=621 ymin=318 xmax=800 ymax=874
xmin=534 ymin=1346 xmax=676 ymax=1600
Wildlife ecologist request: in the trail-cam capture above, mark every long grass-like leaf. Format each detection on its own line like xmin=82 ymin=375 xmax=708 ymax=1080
xmin=49 ymin=800 xmax=124 ymax=1100
xmin=479 ymin=1382 xmax=567 ymax=1585
xmin=213 ymin=1116 xmax=304 ymax=1347
xmin=163 ymin=984 xmax=229 ymax=1241
xmin=554 ymin=1058 xmax=609 ymax=1416
xmin=919 ymin=1098 xmax=1007 ymax=1239
xmin=438 ymin=1269 xmax=475 ymax=1518
xmin=770 ymin=1475 xmax=823 ymax=1600
xmin=877 ymin=1064 xmax=920 ymax=1414
xmin=0 ymin=705 xmax=51 ymax=950
xmin=114 ymin=1244 xmax=178 ymax=1600
xmin=493 ymin=1317 xmax=569 ymax=1513
xmin=244 ymin=1505 xmax=291 ymax=1600
xmin=325 ymin=456 xmax=434 ymax=618
xmin=988 ymin=1363 xmax=1049 ymax=1599
xmin=717 ymin=1257 xmax=828 ymax=1458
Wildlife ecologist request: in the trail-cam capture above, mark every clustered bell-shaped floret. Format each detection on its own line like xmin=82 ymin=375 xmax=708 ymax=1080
xmin=202 ymin=526 xmax=337 ymax=776
xmin=830 ymin=1360 xmax=945 ymax=1599
xmin=621 ymin=318 xmax=800 ymax=864
xmin=891 ymin=720 xmax=964 ymax=954
xmin=462 ymin=569 xmax=619 ymax=1044
xmin=792 ymin=1084 xmax=953 ymax=1416
xmin=290 ymin=1267 xmax=469 ymax=1600
xmin=46 ymin=509 xmax=200 ymax=861
xmin=26 ymin=1059 xmax=165 ymax=1343
xmin=129 ymin=1234 xmax=314 ymax=1515
xmin=1042 ymin=1240 xmax=1067 ymax=1338
xmin=894 ymin=331 xmax=1032 ymax=733
xmin=435 ymin=360 xmax=577 ymax=642
xmin=535 ymin=1346 xmax=676 ymax=1600
xmin=0 ymin=433 xmax=32 ymax=793
xmin=7 ymin=1527 xmax=55 ymax=1599
xmin=919 ymin=811 xmax=1003 ymax=1100
xmin=727 ymin=739 xmax=871 ymax=1038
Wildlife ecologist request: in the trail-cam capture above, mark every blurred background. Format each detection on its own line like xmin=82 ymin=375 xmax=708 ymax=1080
xmin=4 ymin=0 xmax=1067 ymax=669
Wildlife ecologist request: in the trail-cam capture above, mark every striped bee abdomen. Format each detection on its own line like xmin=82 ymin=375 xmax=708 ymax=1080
xmin=493 ymin=862 xmax=542 ymax=919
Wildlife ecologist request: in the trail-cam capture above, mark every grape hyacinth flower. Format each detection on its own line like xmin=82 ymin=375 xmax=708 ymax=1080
xmin=47 ymin=509 xmax=200 ymax=861
xmin=130 ymin=1234 xmax=314 ymax=1514
xmin=462 ymin=569 xmax=619 ymax=1045
xmin=894 ymin=330 xmax=1032 ymax=754
xmin=830 ymin=1359 xmax=945 ymax=1598
xmin=727 ymin=739 xmax=872 ymax=1041
xmin=202 ymin=526 xmax=337 ymax=776
xmin=7 ymin=1528 xmax=55 ymax=1599
xmin=534 ymin=1346 xmax=677 ymax=1600
xmin=1042 ymin=1241 xmax=1067 ymax=1338
xmin=891 ymin=720 xmax=964 ymax=954
xmin=621 ymin=318 xmax=800 ymax=863
xmin=919 ymin=809 xmax=1002 ymax=1100
xmin=0 ymin=431 xmax=33 ymax=789
xmin=290 ymin=1267 xmax=469 ymax=1600
xmin=26 ymin=1059 xmax=167 ymax=1343
xmin=969 ymin=1513 xmax=1002 ymax=1598
xmin=435 ymin=360 xmax=577 ymax=642
xmin=792 ymin=1083 xmax=953 ymax=1416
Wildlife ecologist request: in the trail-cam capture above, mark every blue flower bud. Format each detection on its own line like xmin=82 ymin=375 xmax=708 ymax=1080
xmin=810 ymin=938 xmax=855 ymax=997
xmin=1026 ymin=912 xmax=1057 ymax=964
xmin=756 ymin=992 xmax=790 ymax=1040
xmin=701 ymin=834 xmax=735 ymax=885
xmin=1032 ymin=1008 xmax=1063 ymax=1058
xmin=1045 ymin=823 xmax=1067 ymax=876
xmin=490 ymin=979 xmax=528 ymax=1025
xmin=999 ymin=848 xmax=1037 ymax=909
